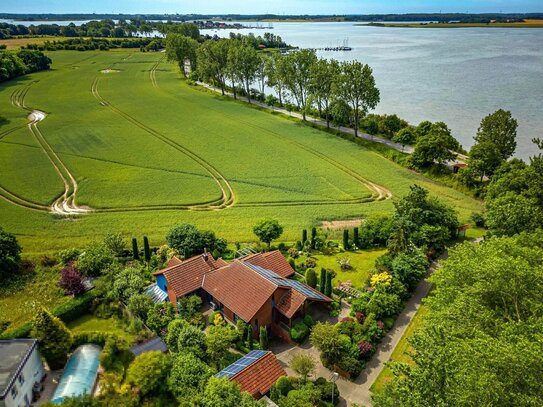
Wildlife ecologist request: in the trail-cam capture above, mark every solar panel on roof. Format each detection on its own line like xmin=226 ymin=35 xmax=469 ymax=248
xmin=287 ymin=280 xmax=327 ymax=301
xmin=215 ymin=350 xmax=269 ymax=379
xmin=244 ymin=262 xmax=327 ymax=301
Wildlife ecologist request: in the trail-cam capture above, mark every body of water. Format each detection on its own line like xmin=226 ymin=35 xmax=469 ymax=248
xmin=215 ymin=22 xmax=543 ymax=159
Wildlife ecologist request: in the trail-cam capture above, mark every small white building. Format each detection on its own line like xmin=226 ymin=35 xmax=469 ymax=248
xmin=0 ymin=339 xmax=45 ymax=407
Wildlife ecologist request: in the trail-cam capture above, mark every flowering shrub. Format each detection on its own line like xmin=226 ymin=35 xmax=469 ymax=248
xmin=214 ymin=312 xmax=224 ymax=326
xmin=358 ymin=340 xmax=373 ymax=358
xmin=59 ymin=265 xmax=85 ymax=296
xmin=370 ymin=272 xmax=392 ymax=288
xmin=355 ymin=312 xmax=366 ymax=324
xmin=287 ymin=247 xmax=299 ymax=259
xmin=377 ymin=320 xmax=385 ymax=331
xmin=305 ymin=258 xmax=317 ymax=269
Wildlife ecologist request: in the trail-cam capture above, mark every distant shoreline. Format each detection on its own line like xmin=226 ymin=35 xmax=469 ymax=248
xmin=359 ymin=20 xmax=543 ymax=29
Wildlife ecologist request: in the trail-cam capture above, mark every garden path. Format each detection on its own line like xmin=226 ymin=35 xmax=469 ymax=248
xmin=273 ymin=239 xmax=483 ymax=406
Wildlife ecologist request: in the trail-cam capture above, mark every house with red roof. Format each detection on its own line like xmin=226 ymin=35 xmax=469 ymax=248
xmin=216 ymin=350 xmax=286 ymax=399
xmin=148 ymin=250 xmax=332 ymax=340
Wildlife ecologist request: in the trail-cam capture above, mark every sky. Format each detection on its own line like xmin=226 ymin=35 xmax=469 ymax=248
xmin=4 ymin=1 xmax=542 ymax=15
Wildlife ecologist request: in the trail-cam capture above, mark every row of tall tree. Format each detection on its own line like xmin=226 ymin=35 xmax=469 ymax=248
xmin=166 ymin=35 xmax=380 ymax=136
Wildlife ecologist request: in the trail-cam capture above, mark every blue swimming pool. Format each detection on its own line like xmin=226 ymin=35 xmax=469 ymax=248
xmin=50 ymin=344 xmax=101 ymax=404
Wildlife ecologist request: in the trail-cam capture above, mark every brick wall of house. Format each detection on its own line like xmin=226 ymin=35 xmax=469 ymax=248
xmin=271 ymin=323 xmax=294 ymax=344
xmin=249 ymin=296 xmax=273 ymax=338
xmin=167 ymin=288 xmax=177 ymax=306
xmin=223 ymin=306 xmax=234 ymax=322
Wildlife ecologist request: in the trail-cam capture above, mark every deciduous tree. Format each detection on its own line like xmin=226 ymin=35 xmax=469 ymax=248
xmin=0 ymin=226 xmax=21 ymax=278
xmin=334 ymin=61 xmax=380 ymax=136
xmin=165 ymin=33 xmax=199 ymax=77
xmin=289 ymin=353 xmax=316 ymax=382
xmin=475 ymin=109 xmax=518 ymax=160
xmin=59 ymin=265 xmax=85 ymax=296
xmin=199 ymin=377 xmax=261 ymax=407
xmin=392 ymin=128 xmax=416 ymax=151
xmin=126 ymin=351 xmax=170 ymax=396
xmin=411 ymin=122 xmax=459 ymax=168
xmin=168 ymin=352 xmax=212 ymax=401
xmin=197 ymin=39 xmax=229 ymax=95
xmin=283 ymin=49 xmax=318 ymax=120
xmin=309 ymin=58 xmax=340 ymax=127
xmin=253 ymin=219 xmax=283 ymax=248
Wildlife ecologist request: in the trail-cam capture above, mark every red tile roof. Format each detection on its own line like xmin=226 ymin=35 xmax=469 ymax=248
xmin=202 ymin=261 xmax=277 ymax=322
xmin=153 ymin=254 xmax=226 ymax=299
xmin=231 ymin=352 xmax=286 ymax=398
xmin=243 ymin=250 xmax=295 ymax=278
xmin=166 ymin=256 xmax=183 ymax=267
xmin=275 ymin=289 xmax=307 ymax=319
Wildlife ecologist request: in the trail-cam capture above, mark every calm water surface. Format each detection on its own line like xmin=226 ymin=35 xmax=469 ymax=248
xmin=217 ymin=22 xmax=543 ymax=159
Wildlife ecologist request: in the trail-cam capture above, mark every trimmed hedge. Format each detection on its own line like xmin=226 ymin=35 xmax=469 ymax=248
xmin=0 ymin=321 xmax=33 ymax=340
xmin=0 ymin=290 xmax=98 ymax=339
xmin=54 ymin=290 xmax=98 ymax=323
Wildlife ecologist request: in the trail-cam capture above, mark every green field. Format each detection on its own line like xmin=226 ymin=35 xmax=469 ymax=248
xmin=0 ymin=266 xmax=69 ymax=329
xmin=0 ymin=50 xmax=482 ymax=254
xmin=68 ymin=314 xmax=138 ymax=345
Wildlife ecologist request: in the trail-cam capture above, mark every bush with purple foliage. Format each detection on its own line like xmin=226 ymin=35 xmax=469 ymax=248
xmin=355 ymin=312 xmax=366 ymax=324
xmin=358 ymin=340 xmax=373 ymax=359
xmin=59 ymin=265 xmax=85 ymax=296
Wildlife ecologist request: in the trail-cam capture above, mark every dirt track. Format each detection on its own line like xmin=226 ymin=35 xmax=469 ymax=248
xmin=5 ymin=84 xmax=92 ymax=215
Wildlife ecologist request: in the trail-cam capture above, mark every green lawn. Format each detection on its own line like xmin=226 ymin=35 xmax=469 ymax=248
xmin=67 ymin=314 xmax=137 ymax=345
xmin=370 ymin=304 xmax=429 ymax=395
xmin=298 ymin=249 xmax=386 ymax=289
xmin=0 ymin=266 xmax=70 ymax=331
xmin=0 ymin=50 xmax=483 ymax=254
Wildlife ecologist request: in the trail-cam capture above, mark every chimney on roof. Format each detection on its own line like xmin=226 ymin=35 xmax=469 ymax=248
xmin=203 ymin=248 xmax=208 ymax=261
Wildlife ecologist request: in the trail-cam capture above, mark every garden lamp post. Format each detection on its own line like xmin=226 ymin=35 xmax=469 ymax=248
xmin=330 ymin=372 xmax=339 ymax=405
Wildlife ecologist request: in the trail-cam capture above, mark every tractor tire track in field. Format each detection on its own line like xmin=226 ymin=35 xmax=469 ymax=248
xmin=91 ymin=75 xmax=235 ymax=211
xmin=148 ymin=58 xmax=391 ymax=208
xmin=6 ymin=84 xmax=92 ymax=215
xmin=149 ymin=57 xmax=163 ymax=90
xmin=0 ymin=124 xmax=27 ymax=141
xmin=192 ymin=98 xmax=393 ymax=207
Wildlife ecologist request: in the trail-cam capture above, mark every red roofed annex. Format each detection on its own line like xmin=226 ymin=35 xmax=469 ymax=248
xmin=216 ymin=350 xmax=287 ymax=399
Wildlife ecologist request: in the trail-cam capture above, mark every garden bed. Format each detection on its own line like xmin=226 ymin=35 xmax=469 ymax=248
xmin=297 ymin=249 xmax=386 ymax=289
